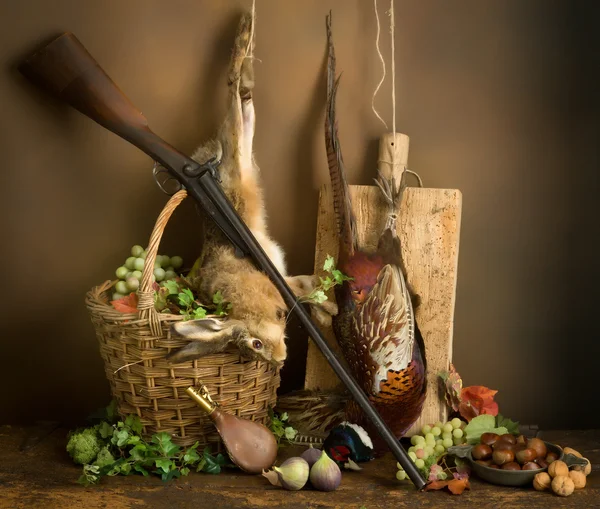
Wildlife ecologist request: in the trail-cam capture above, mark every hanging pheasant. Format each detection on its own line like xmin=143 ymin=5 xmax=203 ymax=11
xmin=324 ymin=13 xmax=427 ymax=451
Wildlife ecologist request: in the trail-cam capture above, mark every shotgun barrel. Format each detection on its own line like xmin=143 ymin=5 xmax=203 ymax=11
xmin=19 ymin=32 xmax=426 ymax=489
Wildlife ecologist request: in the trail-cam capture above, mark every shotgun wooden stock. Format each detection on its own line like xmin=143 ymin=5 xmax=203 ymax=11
xmin=19 ymin=32 xmax=426 ymax=490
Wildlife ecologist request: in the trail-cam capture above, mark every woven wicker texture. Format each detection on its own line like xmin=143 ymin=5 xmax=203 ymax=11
xmin=85 ymin=190 xmax=280 ymax=447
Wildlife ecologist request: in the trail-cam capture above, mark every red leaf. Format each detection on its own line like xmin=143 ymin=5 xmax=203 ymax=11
xmin=424 ymin=480 xmax=451 ymax=491
xmin=447 ymin=478 xmax=470 ymax=495
xmin=424 ymin=478 xmax=470 ymax=495
xmin=459 ymin=385 xmax=499 ymax=421
xmin=111 ymin=292 xmax=139 ymax=313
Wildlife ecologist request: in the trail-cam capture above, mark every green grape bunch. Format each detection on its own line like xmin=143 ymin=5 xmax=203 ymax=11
xmin=396 ymin=417 xmax=466 ymax=481
xmin=112 ymin=245 xmax=183 ymax=301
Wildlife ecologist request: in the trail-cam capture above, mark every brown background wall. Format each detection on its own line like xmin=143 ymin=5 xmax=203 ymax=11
xmin=0 ymin=0 xmax=597 ymax=429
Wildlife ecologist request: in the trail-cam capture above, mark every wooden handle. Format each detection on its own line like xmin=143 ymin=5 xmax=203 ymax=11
xmin=377 ymin=132 xmax=410 ymax=183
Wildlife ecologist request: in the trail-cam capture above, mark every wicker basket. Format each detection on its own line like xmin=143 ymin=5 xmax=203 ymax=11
xmin=85 ymin=190 xmax=280 ymax=447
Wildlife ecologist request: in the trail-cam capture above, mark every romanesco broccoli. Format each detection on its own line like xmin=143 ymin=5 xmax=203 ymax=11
xmin=66 ymin=426 xmax=103 ymax=465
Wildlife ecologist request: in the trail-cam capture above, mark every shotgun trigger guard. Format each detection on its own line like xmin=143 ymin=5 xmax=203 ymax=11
xmin=152 ymin=161 xmax=182 ymax=195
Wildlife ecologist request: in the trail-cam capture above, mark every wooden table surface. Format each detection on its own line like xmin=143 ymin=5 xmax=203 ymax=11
xmin=0 ymin=425 xmax=597 ymax=509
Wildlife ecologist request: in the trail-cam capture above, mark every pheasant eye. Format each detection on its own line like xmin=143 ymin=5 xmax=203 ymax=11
xmin=252 ymin=339 xmax=263 ymax=350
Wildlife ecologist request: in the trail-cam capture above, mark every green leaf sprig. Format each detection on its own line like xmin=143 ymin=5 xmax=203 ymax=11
xmin=75 ymin=413 xmax=232 ymax=486
xmin=268 ymin=408 xmax=298 ymax=446
xmin=306 ymin=255 xmax=353 ymax=304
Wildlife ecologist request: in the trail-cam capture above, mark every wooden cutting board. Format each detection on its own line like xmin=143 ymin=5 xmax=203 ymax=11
xmin=304 ymin=133 xmax=462 ymax=435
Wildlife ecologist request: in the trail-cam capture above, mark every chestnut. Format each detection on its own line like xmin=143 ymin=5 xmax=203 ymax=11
xmin=536 ymin=458 xmax=549 ymax=469
xmin=480 ymin=433 xmax=500 ymax=447
xmin=516 ymin=435 xmax=528 ymax=447
xmin=493 ymin=440 xmax=515 ymax=451
xmin=527 ymin=438 xmax=547 ymax=460
xmin=515 ymin=448 xmax=538 ymax=465
xmin=476 ymin=459 xmax=493 ymax=467
xmin=472 ymin=444 xmax=493 ymax=460
xmin=522 ymin=461 xmax=541 ymax=471
xmin=488 ymin=464 xmax=500 ymax=469
xmin=545 ymin=451 xmax=558 ymax=464
xmin=499 ymin=434 xmax=517 ymax=445
xmin=493 ymin=449 xmax=515 ymax=466
xmin=502 ymin=462 xmax=521 ymax=470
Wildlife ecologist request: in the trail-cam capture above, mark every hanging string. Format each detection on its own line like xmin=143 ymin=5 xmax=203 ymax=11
xmin=389 ymin=0 xmax=396 ymax=140
xmin=247 ymin=0 xmax=256 ymax=59
xmin=371 ymin=0 xmax=388 ymax=129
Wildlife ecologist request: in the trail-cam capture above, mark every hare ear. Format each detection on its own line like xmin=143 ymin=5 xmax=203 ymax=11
xmin=167 ymin=319 xmax=246 ymax=363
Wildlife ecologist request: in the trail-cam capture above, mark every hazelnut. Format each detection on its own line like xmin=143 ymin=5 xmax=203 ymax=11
xmin=573 ymin=457 xmax=591 ymax=476
xmin=569 ymin=470 xmax=586 ymax=489
xmin=548 ymin=459 xmax=569 ymax=478
xmin=533 ymin=472 xmax=551 ymax=491
xmin=563 ymin=447 xmax=582 ymax=458
xmin=551 ymin=475 xmax=575 ymax=497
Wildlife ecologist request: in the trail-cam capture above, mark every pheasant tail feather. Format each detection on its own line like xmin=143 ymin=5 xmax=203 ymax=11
xmin=325 ymin=12 xmax=357 ymax=258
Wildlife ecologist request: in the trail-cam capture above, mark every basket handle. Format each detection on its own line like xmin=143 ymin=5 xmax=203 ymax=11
xmin=137 ymin=189 xmax=188 ymax=332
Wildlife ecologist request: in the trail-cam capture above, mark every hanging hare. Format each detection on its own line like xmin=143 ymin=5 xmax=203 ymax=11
xmin=167 ymin=14 xmax=336 ymax=366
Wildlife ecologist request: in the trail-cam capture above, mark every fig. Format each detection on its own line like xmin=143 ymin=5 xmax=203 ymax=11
xmin=472 ymin=444 xmax=493 ymax=460
xmin=480 ymin=433 xmax=500 ymax=446
xmin=499 ymin=434 xmax=517 ymax=445
xmin=502 ymin=462 xmax=521 ymax=470
xmin=527 ymin=438 xmax=547 ymax=460
xmin=545 ymin=451 xmax=558 ymax=464
xmin=522 ymin=461 xmax=541 ymax=471
xmin=493 ymin=449 xmax=514 ymax=466
xmin=515 ymin=448 xmax=537 ymax=465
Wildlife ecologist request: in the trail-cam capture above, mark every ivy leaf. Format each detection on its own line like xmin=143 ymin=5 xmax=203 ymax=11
xmin=496 ymin=414 xmax=520 ymax=435
xmin=279 ymin=412 xmax=289 ymax=422
xmin=213 ymin=291 xmax=224 ymax=304
xmin=133 ymin=463 xmax=149 ymax=476
xmin=163 ymin=280 xmax=180 ymax=295
xmin=155 ymin=458 xmax=173 ymax=473
xmin=112 ymin=429 xmax=130 ymax=447
xmin=309 ymin=290 xmax=327 ymax=304
xmin=192 ymin=307 xmax=207 ymax=319
xmin=284 ymin=427 xmax=298 ymax=441
xmin=129 ymin=444 xmax=148 ymax=462
xmin=178 ymin=288 xmax=195 ymax=307
xmin=162 ymin=469 xmax=181 ymax=482
xmin=180 ymin=467 xmax=190 ymax=476
xmin=98 ymin=421 xmax=114 ymax=439
xmin=183 ymin=444 xmax=201 ymax=465
xmin=125 ymin=415 xmax=143 ymax=435
xmin=201 ymin=448 xmax=222 ymax=474
xmin=323 ymin=255 xmax=335 ymax=272
xmin=152 ymin=432 xmax=181 ymax=457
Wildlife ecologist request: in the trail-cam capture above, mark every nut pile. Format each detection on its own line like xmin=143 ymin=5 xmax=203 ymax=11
xmin=472 ymin=433 xmax=552 ymax=470
xmin=533 ymin=447 xmax=591 ymax=497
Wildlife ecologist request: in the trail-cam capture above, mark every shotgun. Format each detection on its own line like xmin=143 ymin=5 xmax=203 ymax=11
xmin=19 ymin=32 xmax=425 ymax=489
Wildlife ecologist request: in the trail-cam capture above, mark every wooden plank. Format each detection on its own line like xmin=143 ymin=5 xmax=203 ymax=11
xmin=304 ymin=183 xmax=462 ymax=435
